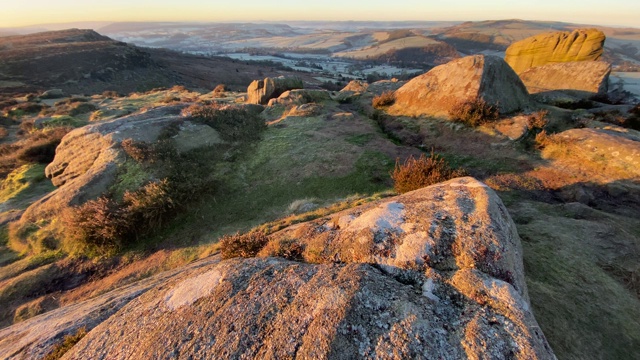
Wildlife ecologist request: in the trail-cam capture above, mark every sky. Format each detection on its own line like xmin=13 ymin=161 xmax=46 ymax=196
xmin=2 ymin=0 xmax=639 ymax=28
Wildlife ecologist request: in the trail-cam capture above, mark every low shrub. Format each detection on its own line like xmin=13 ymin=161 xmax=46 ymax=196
xmin=527 ymin=110 xmax=549 ymax=130
xmin=8 ymin=103 xmax=48 ymax=117
xmin=54 ymin=98 xmax=87 ymax=107
xmin=220 ymin=231 xmax=270 ymax=259
xmin=449 ymin=98 xmax=499 ymax=126
xmin=186 ymin=104 xmax=265 ymax=141
xmin=17 ymin=127 xmax=71 ymax=164
xmin=62 ymin=180 xmax=177 ymax=252
xmin=44 ymin=327 xmax=87 ymax=360
xmin=372 ymin=91 xmax=396 ymax=108
xmin=259 ymin=237 xmax=304 ymax=260
xmin=121 ymin=139 xmax=155 ymax=163
xmin=159 ymin=96 xmax=180 ymax=104
xmin=62 ymin=196 xmax=128 ymax=252
xmin=212 ymin=84 xmax=226 ymax=97
xmin=391 ymin=152 xmax=466 ymax=194
xmin=66 ymin=103 xmax=98 ymax=117
xmin=102 ymin=90 xmax=120 ymax=98
xmin=123 ymin=180 xmax=175 ymax=238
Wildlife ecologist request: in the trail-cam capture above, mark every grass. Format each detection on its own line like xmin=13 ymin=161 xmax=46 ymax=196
xmin=44 ymin=327 xmax=87 ymax=360
xmin=0 ymin=164 xmax=53 ymax=206
xmin=38 ymin=115 xmax=86 ymax=129
xmin=137 ymin=111 xmax=400 ymax=248
xmin=514 ymin=201 xmax=640 ymax=360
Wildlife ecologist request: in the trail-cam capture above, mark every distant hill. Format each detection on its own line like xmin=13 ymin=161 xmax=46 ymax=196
xmin=0 ymin=29 xmax=308 ymax=96
xmin=432 ymin=19 xmax=640 ymax=70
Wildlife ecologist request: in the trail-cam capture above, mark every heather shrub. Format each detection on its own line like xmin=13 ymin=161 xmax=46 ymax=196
xmin=102 ymin=90 xmax=120 ymax=98
xmin=212 ymin=84 xmax=226 ymax=97
xmin=44 ymin=327 xmax=87 ymax=360
xmin=186 ymin=104 xmax=265 ymax=141
xmin=122 ymin=180 xmax=175 ymax=238
xmin=62 ymin=196 xmax=128 ymax=252
xmin=220 ymin=231 xmax=270 ymax=259
xmin=527 ymin=110 xmax=549 ymax=130
xmin=391 ymin=152 xmax=466 ymax=194
xmin=8 ymin=103 xmax=48 ymax=117
xmin=17 ymin=127 xmax=71 ymax=164
xmin=258 ymin=237 xmax=304 ymax=260
xmin=121 ymin=139 xmax=155 ymax=163
xmin=372 ymin=91 xmax=395 ymax=108
xmin=449 ymin=99 xmax=499 ymax=126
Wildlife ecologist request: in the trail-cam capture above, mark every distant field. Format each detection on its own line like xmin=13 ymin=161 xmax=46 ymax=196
xmin=611 ymin=72 xmax=640 ymax=96
xmin=230 ymin=32 xmax=360 ymax=51
xmin=334 ymin=36 xmax=439 ymax=59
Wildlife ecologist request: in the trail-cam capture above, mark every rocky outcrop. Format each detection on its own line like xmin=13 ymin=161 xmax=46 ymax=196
xmin=246 ymin=76 xmax=303 ymax=105
xmin=22 ymin=177 xmax=554 ymax=360
xmin=540 ymin=127 xmax=640 ymax=180
xmin=519 ymin=61 xmax=611 ymax=97
xmin=341 ymin=80 xmax=368 ymax=93
xmin=0 ymin=258 xmax=219 ymax=360
xmin=266 ymin=89 xmax=331 ymax=107
xmin=505 ymin=29 xmax=606 ymax=74
xmin=388 ymin=55 xmax=531 ymax=118
xmin=20 ymin=106 xmax=223 ymax=222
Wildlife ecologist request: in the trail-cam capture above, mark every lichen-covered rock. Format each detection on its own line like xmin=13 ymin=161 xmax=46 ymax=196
xmin=341 ymin=80 xmax=368 ymax=93
xmin=0 ymin=258 xmax=218 ymax=360
xmin=53 ymin=177 xmax=555 ymax=359
xmin=519 ymin=61 xmax=611 ymax=97
xmin=505 ymin=29 xmax=606 ymax=74
xmin=40 ymin=89 xmax=65 ymax=99
xmin=20 ymin=105 xmax=223 ymax=223
xmin=266 ymin=89 xmax=331 ymax=107
xmin=540 ymin=127 xmax=640 ymax=180
xmin=246 ymin=76 xmax=303 ymax=105
xmin=388 ymin=55 xmax=530 ymax=118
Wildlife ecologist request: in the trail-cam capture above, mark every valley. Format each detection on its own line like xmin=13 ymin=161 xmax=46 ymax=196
xmin=0 ymin=20 xmax=639 ymax=359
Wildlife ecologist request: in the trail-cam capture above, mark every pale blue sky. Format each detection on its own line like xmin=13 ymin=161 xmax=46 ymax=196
xmin=2 ymin=0 xmax=639 ymax=28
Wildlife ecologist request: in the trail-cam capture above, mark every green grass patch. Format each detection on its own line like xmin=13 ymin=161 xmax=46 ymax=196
xmin=40 ymin=115 xmax=86 ymax=129
xmin=0 ymin=164 xmax=53 ymax=206
xmin=346 ymin=133 xmax=375 ymax=146
xmin=137 ymin=114 xmax=399 ymax=248
xmin=0 ymin=249 xmax=63 ymax=282
xmin=109 ymin=160 xmax=150 ymax=201
xmin=442 ymin=153 xmax=521 ymax=176
xmin=515 ymin=202 xmax=640 ymax=360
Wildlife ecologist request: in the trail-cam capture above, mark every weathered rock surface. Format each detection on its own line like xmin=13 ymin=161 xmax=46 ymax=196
xmin=0 ymin=258 xmax=218 ymax=360
xmin=39 ymin=89 xmax=65 ymax=99
xmin=20 ymin=105 xmax=223 ymax=222
xmin=541 ymin=127 xmax=640 ymax=180
xmin=388 ymin=55 xmax=530 ymax=118
xmin=246 ymin=76 xmax=303 ymax=105
xmin=505 ymin=29 xmax=606 ymax=74
xmin=266 ymin=89 xmax=331 ymax=107
xmin=341 ymin=80 xmax=368 ymax=93
xmin=519 ymin=61 xmax=611 ymax=97
xmin=38 ymin=177 xmax=554 ymax=360
xmin=492 ymin=115 xmax=530 ymax=140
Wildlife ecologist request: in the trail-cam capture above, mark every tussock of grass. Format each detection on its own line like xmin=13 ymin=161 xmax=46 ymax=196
xmin=391 ymin=152 xmax=466 ymax=194
xmin=0 ymin=164 xmax=51 ymax=205
xmin=44 ymin=327 xmax=87 ymax=360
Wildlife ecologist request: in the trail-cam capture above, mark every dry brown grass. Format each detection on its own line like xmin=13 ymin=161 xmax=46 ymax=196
xmin=391 ymin=152 xmax=466 ymax=194
xmin=220 ymin=231 xmax=270 ymax=259
xmin=44 ymin=327 xmax=87 ymax=360
xmin=527 ymin=110 xmax=549 ymax=130
xmin=449 ymin=98 xmax=499 ymax=126
xmin=372 ymin=91 xmax=396 ymax=108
